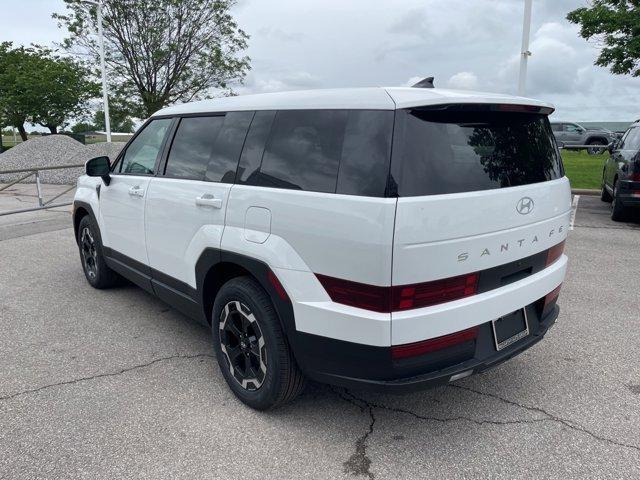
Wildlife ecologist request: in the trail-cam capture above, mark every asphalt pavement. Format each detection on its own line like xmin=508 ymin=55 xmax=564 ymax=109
xmin=1 ymin=191 xmax=639 ymax=479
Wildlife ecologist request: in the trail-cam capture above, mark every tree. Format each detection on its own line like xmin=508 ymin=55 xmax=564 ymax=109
xmin=567 ymin=1 xmax=640 ymax=76
xmin=54 ymin=0 xmax=251 ymax=118
xmin=71 ymin=121 xmax=96 ymax=133
xmin=0 ymin=43 xmax=35 ymax=140
xmin=29 ymin=47 xmax=101 ymax=133
xmin=92 ymin=93 xmax=135 ymax=133
xmin=0 ymin=42 xmax=100 ymax=139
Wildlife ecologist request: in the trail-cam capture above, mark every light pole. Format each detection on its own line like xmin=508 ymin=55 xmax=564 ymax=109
xmin=82 ymin=0 xmax=111 ymax=142
xmin=518 ymin=0 xmax=533 ymax=96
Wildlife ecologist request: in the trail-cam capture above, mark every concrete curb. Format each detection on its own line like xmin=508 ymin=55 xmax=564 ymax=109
xmin=571 ymin=188 xmax=599 ymax=196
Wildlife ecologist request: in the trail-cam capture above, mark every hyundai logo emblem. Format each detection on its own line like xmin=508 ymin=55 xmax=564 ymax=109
xmin=516 ymin=197 xmax=534 ymax=215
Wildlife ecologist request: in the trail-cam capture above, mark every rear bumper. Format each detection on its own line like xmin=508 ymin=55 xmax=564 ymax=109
xmin=618 ymin=181 xmax=640 ymax=207
xmin=295 ymin=303 xmax=559 ymax=393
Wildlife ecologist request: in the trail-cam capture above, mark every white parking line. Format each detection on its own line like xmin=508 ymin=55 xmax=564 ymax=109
xmin=570 ymin=195 xmax=580 ymax=230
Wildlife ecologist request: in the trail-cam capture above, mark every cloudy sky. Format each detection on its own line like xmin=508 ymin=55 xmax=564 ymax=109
xmin=3 ymin=0 xmax=639 ymax=122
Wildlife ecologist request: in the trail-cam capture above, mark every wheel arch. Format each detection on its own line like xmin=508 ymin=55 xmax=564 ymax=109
xmin=195 ymin=250 xmax=297 ymax=343
xmin=72 ymin=201 xmax=98 ymax=244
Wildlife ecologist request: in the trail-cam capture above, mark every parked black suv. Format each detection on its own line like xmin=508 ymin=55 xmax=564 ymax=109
xmin=601 ymin=121 xmax=640 ymax=221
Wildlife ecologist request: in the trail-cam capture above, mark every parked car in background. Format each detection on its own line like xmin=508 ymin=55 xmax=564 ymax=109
xmin=601 ymin=121 xmax=640 ymax=221
xmin=550 ymin=122 xmax=618 ymax=155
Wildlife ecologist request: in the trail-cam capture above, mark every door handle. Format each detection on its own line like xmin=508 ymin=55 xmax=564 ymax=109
xmin=128 ymin=186 xmax=145 ymax=197
xmin=195 ymin=194 xmax=223 ymax=209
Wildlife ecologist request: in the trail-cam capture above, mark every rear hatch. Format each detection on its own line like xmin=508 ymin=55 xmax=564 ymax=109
xmin=390 ymin=104 xmax=572 ymax=290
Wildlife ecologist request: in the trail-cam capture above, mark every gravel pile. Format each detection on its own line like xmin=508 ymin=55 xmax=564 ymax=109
xmin=0 ymin=135 xmax=125 ymax=185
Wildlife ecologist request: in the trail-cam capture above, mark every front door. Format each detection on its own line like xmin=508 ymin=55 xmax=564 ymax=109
xmin=99 ymin=118 xmax=172 ymax=265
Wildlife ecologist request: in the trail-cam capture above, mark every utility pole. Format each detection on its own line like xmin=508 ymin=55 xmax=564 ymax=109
xmin=82 ymin=0 xmax=111 ymax=142
xmin=518 ymin=0 xmax=533 ymax=96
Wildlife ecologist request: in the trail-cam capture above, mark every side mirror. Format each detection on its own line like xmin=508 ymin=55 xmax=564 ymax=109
xmin=607 ymin=141 xmax=617 ymax=154
xmin=85 ymin=156 xmax=111 ymax=186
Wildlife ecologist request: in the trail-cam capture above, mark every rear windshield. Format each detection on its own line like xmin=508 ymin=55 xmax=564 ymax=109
xmin=389 ymin=109 xmax=563 ymax=197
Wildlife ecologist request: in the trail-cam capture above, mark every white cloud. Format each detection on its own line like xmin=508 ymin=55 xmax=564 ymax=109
xmin=447 ymin=72 xmax=478 ymax=90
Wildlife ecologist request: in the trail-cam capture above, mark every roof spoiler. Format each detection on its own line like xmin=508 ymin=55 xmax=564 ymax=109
xmin=411 ymin=77 xmax=434 ymax=88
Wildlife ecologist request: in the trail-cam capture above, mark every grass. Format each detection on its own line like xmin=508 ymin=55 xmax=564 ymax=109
xmin=561 ymin=149 xmax=606 ymax=190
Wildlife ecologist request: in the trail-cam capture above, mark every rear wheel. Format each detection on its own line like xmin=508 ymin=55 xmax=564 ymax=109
xmin=600 ymin=181 xmax=613 ymax=202
xmin=611 ymin=182 xmax=628 ymax=222
xmin=587 ymin=139 xmax=607 ymax=155
xmin=77 ymin=216 xmax=120 ymax=288
xmin=211 ymin=276 xmax=305 ymax=410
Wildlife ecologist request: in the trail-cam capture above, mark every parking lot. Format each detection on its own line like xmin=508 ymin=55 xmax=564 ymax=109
xmin=1 ymin=188 xmax=639 ymax=479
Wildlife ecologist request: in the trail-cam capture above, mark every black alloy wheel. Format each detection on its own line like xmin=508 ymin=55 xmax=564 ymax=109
xmin=80 ymin=226 xmax=98 ymax=280
xmin=218 ymin=300 xmax=267 ymax=391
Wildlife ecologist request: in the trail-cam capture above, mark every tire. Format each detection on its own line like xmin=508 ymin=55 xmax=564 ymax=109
xmin=600 ymin=182 xmax=613 ymax=202
xmin=587 ymin=139 xmax=607 ymax=155
xmin=611 ymin=182 xmax=628 ymax=222
xmin=211 ymin=276 xmax=305 ymax=410
xmin=77 ymin=216 xmax=120 ymax=288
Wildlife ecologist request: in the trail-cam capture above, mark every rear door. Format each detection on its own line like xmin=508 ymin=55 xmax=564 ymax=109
xmin=144 ymin=111 xmax=253 ymax=289
xmin=99 ymin=118 xmax=172 ymax=265
xmin=390 ymin=106 xmax=572 ymax=288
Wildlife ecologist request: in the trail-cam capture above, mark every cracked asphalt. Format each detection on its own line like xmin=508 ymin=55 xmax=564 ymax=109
xmin=1 ymin=192 xmax=639 ymax=479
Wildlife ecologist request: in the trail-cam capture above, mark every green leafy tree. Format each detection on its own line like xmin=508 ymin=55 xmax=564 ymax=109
xmin=567 ymin=1 xmax=640 ymax=76
xmin=92 ymin=93 xmax=135 ymax=133
xmin=71 ymin=121 xmax=96 ymax=133
xmin=0 ymin=42 xmax=100 ymax=138
xmin=0 ymin=42 xmax=36 ymax=140
xmin=29 ymin=46 xmax=101 ymax=133
xmin=54 ymin=0 xmax=251 ymax=118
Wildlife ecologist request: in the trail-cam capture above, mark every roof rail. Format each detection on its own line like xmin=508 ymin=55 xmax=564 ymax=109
xmin=411 ymin=77 xmax=434 ymax=88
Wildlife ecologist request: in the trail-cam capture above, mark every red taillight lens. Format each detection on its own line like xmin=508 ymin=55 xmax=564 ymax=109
xmin=391 ymin=272 xmax=479 ymax=311
xmin=630 ymin=172 xmax=640 ymax=182
xmin=315 ymin=274 xmax=390 ymax=313
xmin=391 ymin=326 xmax=479 ymax=360
xmin=316 ymin=272 xmax=479 ymax=313
xmin=546 ymin=240 xmax=565 ymax=266
xmin=542 ymin=283 xmax=562 ymax=316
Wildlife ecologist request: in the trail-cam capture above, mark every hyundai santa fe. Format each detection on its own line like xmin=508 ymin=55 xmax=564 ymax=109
xmin=73 ymin=84 xmax=570 ymax=410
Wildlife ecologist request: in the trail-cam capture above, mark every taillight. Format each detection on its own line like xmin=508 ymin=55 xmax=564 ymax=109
xmin=391 ymin=272 xmax=479 ymax=311
xmin=391 ymin=326 xmax=479 ymax=360
xmin=542 ymin=283 xmax=562 ymax=316
xmin=315 ymin=272 xmax=479 ymax=313
xmin=315 ymin=274 xmax=390 ymax=313
xmin=546 ymin=241 xmax=565 ymax=266
xmin=630 ymin=172 xmax=640 ymax=182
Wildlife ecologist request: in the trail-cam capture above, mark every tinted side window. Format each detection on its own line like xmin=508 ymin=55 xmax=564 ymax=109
xmin=119 ymin=119 xmax=171 ymax=175
xmin=258 ymin=110 xmax=348 ymax=192
xmin=550 ymin=123 xmax=562 ymax=132
xmin=337 ymin=110 xmax=393 ymax=196
xmin=237 ymin=111 xmax=276 ymax=184
xmin=206 ymin=111 xmax=254 ymax=183
xmin=165 ymin=116 xmax=224 ymax=180
xmin=621 ymin=127 xmax=640 ymax=150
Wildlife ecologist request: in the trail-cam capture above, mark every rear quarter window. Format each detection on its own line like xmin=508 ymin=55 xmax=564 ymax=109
xmin=390 ymin=108 xmax=563 ymax=197
xmin=238 ymin=109 xmax=393 ymax=196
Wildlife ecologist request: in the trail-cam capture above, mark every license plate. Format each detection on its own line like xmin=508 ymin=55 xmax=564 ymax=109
xmin=491 ymin=308 xmax=529 ymax=351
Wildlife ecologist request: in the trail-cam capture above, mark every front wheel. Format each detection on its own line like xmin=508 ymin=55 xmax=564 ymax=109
xmin=77 ymin=216 xmax=120 ymax=288
xmin=587 ymin=139 xmax=607 ymax=155
xmin=211 ymin=276 xmax=305 ymax=410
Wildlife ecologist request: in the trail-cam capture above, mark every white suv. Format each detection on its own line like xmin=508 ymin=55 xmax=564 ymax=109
xmin=73 ymin=86 xmax=570 ymax=409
